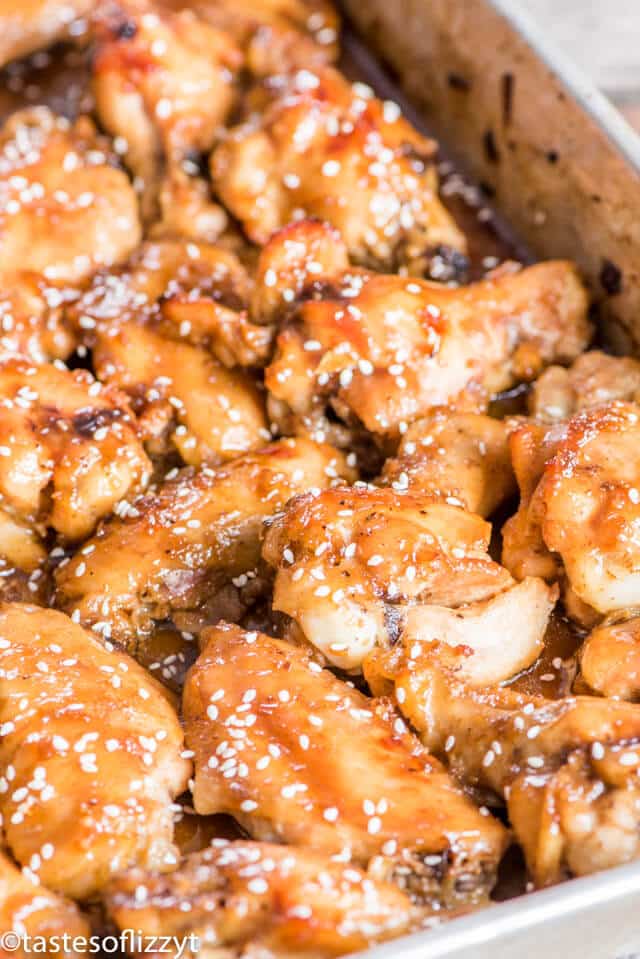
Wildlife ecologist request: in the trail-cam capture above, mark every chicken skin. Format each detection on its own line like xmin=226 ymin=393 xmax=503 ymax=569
xmin=93 ymin=1 xmax=242 ymax=231
xmin=0 ymin=358 xmax=151 ymax=574
xmin=0 ymin=850 xmax=90 ymax=952
xmin=184 ymin=623 xmax=508 ymax=906
xmin=211 ymin=69 xmax=466 ymax=271
xmin=262 ymin=485 xmax=554 ymax=672
xmin=0 ymin=0 xmax=90 ymax=69
xmin=366 ymin=634 xmax=640 ymax=886
xmin=503 ymin=402 xmax=640 ymax=621
xmin=55 ymin=438 xmax=351 ymax=649
xmin=0 ymin=108 xmax=141 ymax=284
xmin=105 ymin=840 xmax=420 ymax=959
xmin=529 ymin=350 xmax=640 ymax=422
xmin=0 ymin=603 xmax=191 ymax=899
xmin=379 ymin=411 xmax=515 ymax=517
xmin=255 ymin=222 xmax=590 ymax=442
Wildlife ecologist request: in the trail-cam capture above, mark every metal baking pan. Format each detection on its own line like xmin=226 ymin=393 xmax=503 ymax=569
xmin=337 ymin=1 xmax=640 ymax=956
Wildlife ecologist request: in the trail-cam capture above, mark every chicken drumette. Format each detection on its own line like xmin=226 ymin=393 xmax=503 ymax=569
xmin=0 ymin=603 xmax=191 ymax=899
xmin=211 ymin=70 xmax=466 ymax=272
xmin=263 ymin=485 xmax=555 ymax=672
xmin=184 ymin=623 xmax=508 ymax=906
xmin=0 ymin=107 xmax=140 ymax=284
xmin=105 ymin=840 xmax=420 ymax=959
xmin=55 ymin=438 xmax=352 ymax=649
xmin=253 ymin=222 xmax=590 ymax=444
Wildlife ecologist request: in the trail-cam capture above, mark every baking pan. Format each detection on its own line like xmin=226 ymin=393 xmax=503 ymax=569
xmin=336 ymin=1 xmax=640 ymax=956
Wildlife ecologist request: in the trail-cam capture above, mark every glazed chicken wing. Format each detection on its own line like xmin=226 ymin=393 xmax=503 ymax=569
xmin=0 ymin=358 xmax=151 ymax=573
xmin=379 ymin=411 xmax=515 ymax=517
xmin=55 ymin=438 xmax=351 ymax=648
xmin=262 ymin=485 xmax=553 ymax=672
xmin=0 ymin=273 xmax=77 ymax=364
xmin=184 ymin=623 xmax=508 ymax=905
xmin=105 ymin=840 xmax=420 ymax=959
xmin=73 ymin=241 xmax=269 ymax=466
xmin=0 ymin=0 xmax=90 ymax=69
xmin=93 ymin=1 xmax=241 ymax=232
xmin=0 ymin=603 xmax=191 ymax=899
xmin=503 ymin=402 xmax=640 ymax=621
xmin=529 ymin=350 xmax=640 ymax=421
xmin=0 ymin=108 xmax=141 ymax=284
xmin=211 ymin=69 xmax=466 ymax=271
xmin=580 ymin=614 xmax=640 ymax=701
xmin=256 ymin=222 xmax=590 ymax=442
xmin=365 ymin=632 xmax=640 ymax=886
xmin=0 ymin=850 xmax=89 ymax=951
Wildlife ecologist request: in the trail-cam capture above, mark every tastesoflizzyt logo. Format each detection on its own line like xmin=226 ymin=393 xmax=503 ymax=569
xmin=0 ymin=931 xmax=201 ymax=956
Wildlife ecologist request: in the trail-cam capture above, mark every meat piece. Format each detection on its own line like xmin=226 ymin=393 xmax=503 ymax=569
xmin=105 ymin=840 xmax=420 ymax=958
xmin=503 ymin=402 xmax=640 ymax=620
xmin=256 ymin=222 xmax=590 ymax=442
xmin=0 ymin=358 xmax=151 ymax=572
xmin=0 ymin=108 xmax=140 ymax=283
xmin=55 ymin=438 xmax=352 ymax=648
xmin=0 ymin=850 xmax=89 ymax=953
xmin=0 ymin=603 xmax=191 ymax=899
xmin=365 ymin=628 xmax=640 ymax=887
xmin=529 ymin=350 xmax=640 ymax=421
xmin=183 ymin=623 xmax=508 ymax=905
xmin=0 ymin=273 xmax=77 ymax=364
xmin=263 ymin=485 xmax=522 ymax=671
xmin=0 ymin=0 xmax=90 ymax=68
xmin=93 ymin=1 xmax=242 ymax=229
xmin=580 ymin=615 xmax=640 ymax=701
xmin=211 ymin=69 xmax=466 ymax=270
xmin=380 ymin=411 xmax=515 ymax=517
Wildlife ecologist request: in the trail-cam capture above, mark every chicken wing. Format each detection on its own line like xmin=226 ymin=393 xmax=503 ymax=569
xmin=93 ymin=0 xmax=241 ymax=230
xmin=580 ymin=614 xmax=640 ymax=701
xmin=0 ymin=273 xmax=77 ymax=364
xmin=0 ymin=850 xmax=89 ymax=951
xmin=184 ymin=623 xmax=508 ymax=906
xmin=365 ymin=633 xmax=640 ymax=886
xmin=0 ymin=603 xmax=191 ymax=899
xmin=379 ymin=411 xmax=515 ymax=517
xmin=529 ymin=350 xmax=640 ymax=422
xmin=211 ymin=68 xmax=466 ymax=271
xmin=105 ymin=840 xmax=420 ymax=959
xmin=503 ymin=402 xmax=640 ymax=621
xmin=262 ymin=485 xmax=552 ymax=672
xmin=0 ymin=108 xmax=141 ymax=283
xmin=0 ymin=357 xmax=151 ymax=573
xmin=0 ymin=0 xmax=90 ymax=69
xmin=55 ymin=438 xmax=352 ymax=649
xmin=256 ymin=222 xmax=590 ymax=442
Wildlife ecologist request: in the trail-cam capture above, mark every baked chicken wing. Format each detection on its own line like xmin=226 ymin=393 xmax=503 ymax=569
xmin=0 ymin=273 xmax=77 ymax=365
xmin=0 ymin=603 xmax=191 ymax=899
xmin=262 ymin=485 xmax=553 ymax=672
xmin=256 ymin=222 xmax=590 ymax=442
xmin=93 ymin=1 xmax=241 ymax=232
xmin=580 ymin=614 xmax=640 ymax=701
xmin=503 ymin=402 xmax=640 ymax=621
xmin=0 ymin=0 xmax=90 ymax=69
xmin=529 ymin=350 xmax=640 ymax=422
xmin=211 ymin=69 xmax=466 ymax=271
xmin=0 ymin=850 xmax=89 ymax=951
xmin=0 ymin=358 xmax=151 ymax=574
xmin=55 ymin=438 xmax=352 ymax=648
xmin=105 ymin=840 xmax=420 ymax=959
xmin=184 ymin=623 xmax=508 ymax=906
xmin=379 ymin=411 xmax=515 ymax=517
xmin=365 ymin=633 xmax=640 ymax=887
xmin=0 ymin=108 xmax=141 ymax=283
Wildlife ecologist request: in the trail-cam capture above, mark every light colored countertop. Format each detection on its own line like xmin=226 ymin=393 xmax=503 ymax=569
xmin=520 ymin=0 xmax=640 ymax=128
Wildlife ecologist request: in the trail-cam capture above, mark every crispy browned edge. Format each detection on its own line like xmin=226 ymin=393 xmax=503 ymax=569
xmin=341 ymin=0 xmax=640 ymax=354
